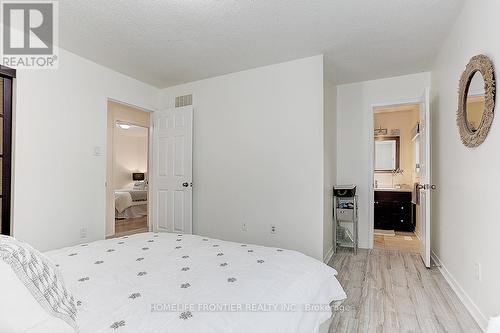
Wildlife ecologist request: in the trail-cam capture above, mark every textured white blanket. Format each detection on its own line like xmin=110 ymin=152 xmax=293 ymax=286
xmin=45 ymin=232 xmax=346 ymax=333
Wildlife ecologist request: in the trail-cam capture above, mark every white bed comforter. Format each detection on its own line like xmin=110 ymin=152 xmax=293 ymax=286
xmin=114 ymin=192 xmax=132 ymax=214
xmin=45 ymin=232 xmax=346 ymax=333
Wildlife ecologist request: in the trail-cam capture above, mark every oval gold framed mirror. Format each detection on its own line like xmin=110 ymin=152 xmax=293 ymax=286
xmin=457 ymin=54 xmax=496 ymax=147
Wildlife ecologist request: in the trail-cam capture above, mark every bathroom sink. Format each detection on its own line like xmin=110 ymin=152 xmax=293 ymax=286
xmin=374 ymin=186 xmax=412 ymax=192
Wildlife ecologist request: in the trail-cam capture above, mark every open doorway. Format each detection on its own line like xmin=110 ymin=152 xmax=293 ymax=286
xmin=372 ymin=103 xmax=421 ymax=252
xmin=106 ymin=101 xmax=150 ymax=238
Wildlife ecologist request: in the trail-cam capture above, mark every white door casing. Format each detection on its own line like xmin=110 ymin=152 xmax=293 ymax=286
xmin=419 ymin=87 xmax=431 ymax=268
xmin=151 ymin=106 xmax=193 ymax=234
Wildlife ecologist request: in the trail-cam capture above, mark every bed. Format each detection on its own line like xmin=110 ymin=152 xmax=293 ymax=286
xmin=114 ymin=190 xmax=148 ymax=219
xmin=41 ymin=232 xmax=346 ymax=333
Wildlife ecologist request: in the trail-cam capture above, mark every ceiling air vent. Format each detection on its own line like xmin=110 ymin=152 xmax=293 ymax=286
xmin=175 ymin=94 xmax=193 ymax=108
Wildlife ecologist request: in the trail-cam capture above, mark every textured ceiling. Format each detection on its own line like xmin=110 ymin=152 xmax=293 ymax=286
xmin=59 ymin=0 xmax=464 ymax=88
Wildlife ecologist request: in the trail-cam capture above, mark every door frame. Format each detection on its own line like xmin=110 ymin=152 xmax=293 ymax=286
xmin=0 ymin=65 xmax=15 ymax=236
xmin=105 ymin=99 xmax=153 ymax=237
xmin=368 ymin=97 xmax=421 ymax=249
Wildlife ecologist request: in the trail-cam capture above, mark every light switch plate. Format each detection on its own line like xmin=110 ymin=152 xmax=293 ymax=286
xmin=93 ymin=146 xmax=104 ymax=156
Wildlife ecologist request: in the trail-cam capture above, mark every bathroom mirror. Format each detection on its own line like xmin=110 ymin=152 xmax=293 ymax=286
xmin=374 ymin=136 xmax=400 ymax=172
xmin=457 ymin=55 xmax=496 ymax=147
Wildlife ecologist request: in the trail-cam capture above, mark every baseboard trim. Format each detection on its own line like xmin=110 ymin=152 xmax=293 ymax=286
xmin=431 ymin=251 xmax=488 ymax=331
xmin=323 ymin=246 xmax=334 ymax=264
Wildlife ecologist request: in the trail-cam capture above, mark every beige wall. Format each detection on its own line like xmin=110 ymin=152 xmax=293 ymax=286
xmin=373 ymin=107 xmax=419 ymax=187
xmin=113 ymin=127 xmax=148 ymax=190
xmin=106 ymin=101 xmax=150 ymax=236
xmin=373 ymin=107 xmax=422 ymax=238
xmin=466 ymin=96 xmax=485 ymax=131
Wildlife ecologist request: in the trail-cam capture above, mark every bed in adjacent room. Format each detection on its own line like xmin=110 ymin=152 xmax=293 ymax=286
xmin=1 ymin=233 xmax=346 ymax=333
xmin=114 ymin=189 xmax=148 ymax=219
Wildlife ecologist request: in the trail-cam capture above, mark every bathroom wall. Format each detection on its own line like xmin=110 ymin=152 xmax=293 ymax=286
xmin=373 ymin=107 xmax=419 ymax=187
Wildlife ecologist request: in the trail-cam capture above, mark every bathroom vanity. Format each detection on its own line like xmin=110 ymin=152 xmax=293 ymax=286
xmin=374 ymin=188 xmax=415 ymax=232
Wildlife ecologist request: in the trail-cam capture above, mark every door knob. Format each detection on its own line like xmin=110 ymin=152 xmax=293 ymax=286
xmin=418 ymin=184 xmax=437 ymax=190
xmin=182 ymin=182 xmax=189 ymax=187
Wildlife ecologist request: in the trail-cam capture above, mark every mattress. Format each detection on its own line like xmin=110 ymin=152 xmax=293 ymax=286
xmin=114 ymin=203 xmax=147 ymax=219
xmin=114 ymin=190 xmax=147 ymax=214
xmin=128 ymin=190 xmax=147 ymax=202
xmin=45 ymin=232 xmax=346 ymax=333
xmin=114 ymin=189 xmax=148 ymax=202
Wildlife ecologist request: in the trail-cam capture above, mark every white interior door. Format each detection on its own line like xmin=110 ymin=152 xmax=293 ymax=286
xmin=419 ymin=87 xmax=432 ymax=267
xmin=151 ymin=106 xmax=193 ymax=234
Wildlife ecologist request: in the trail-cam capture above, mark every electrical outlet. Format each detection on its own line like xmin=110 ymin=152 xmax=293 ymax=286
xmin=80 ymin=227 xmax=87 ymax=239
xmin=242 ymin=223 xmax=248 ymax=232
xmin=270 ymin=225 xmax=277 ymax=234
xmin=473 ymin=262 xmax=482 ymax=282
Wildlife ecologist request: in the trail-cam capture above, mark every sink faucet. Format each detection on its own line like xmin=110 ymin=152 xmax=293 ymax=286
xmin=391 ymin=168 xmax=404 ymax=188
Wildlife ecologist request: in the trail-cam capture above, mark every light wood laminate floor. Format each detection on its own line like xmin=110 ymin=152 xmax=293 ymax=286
xmin=111 ymin=216 xmax=148 ymax=238
xmin=328 ymin=248 xmax=481 ymax=333
xmin=374 ymin=231 xmax=420 ymax=253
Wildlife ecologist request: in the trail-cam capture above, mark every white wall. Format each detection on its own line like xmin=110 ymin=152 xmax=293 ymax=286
xmin=431 ymin=0 xmax=500 ymax=327
xmin=323 ymin=65 xmax=336 ymax=261
xmin=159 ymin=56 xmax=326 ymax=260
xmin=336 ymin=72 xmax=431 ymax=248
xmin=12 ymin=48 xmax=158 ymax=252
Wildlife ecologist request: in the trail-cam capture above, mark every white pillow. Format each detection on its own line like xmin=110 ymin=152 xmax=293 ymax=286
xmin=0 ymin=236 xmax=77 ymax=333
xmin=133 ymin=181 xmax=146 ymax=190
